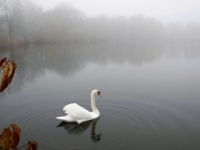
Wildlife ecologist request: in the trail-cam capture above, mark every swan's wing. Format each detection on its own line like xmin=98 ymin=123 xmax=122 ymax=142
xmin=63 ymin=103 xmax=92 ymax=119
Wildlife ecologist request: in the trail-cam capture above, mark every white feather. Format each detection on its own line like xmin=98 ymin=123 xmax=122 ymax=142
xmin=56 ymin=89 xmax=101 ymax=124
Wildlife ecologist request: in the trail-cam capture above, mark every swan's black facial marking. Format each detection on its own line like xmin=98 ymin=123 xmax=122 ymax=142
xmin=97 ymin=91 xmax=102 ymax=97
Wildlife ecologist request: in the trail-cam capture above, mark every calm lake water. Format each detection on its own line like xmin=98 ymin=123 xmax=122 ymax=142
xmin=0 ymin=42 xmax=200 ymax=150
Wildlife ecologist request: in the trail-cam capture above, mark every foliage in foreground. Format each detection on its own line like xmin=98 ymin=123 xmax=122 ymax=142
xmin=0 ymin=58 xmax=38 ymax=149
xmin=0 ymin=124 xmax=38 ymax=150
xmin=0 ymin=57 xmax=17 ymax=92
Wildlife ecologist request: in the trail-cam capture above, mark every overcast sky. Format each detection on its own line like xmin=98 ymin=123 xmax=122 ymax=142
xmin=33 ymin=0 xmax=200 ymax=23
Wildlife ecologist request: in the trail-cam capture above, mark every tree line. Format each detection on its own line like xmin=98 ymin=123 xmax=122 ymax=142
xmin=0 ymin=0 xmax=200 ymax=45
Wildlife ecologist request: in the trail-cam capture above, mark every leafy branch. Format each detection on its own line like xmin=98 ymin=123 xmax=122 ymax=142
xmin=0 ymin=124 xmax=38 ymax=150
xmin=0 ymin=58 xmax=38 ymax=149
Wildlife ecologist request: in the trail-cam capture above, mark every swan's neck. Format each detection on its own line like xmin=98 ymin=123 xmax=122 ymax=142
xmin=91 ymin=94 xmax=100 ymax=116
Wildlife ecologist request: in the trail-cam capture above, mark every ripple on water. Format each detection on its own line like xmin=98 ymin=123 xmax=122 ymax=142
xmin=4 ymin=104 xmax=67 ymax=149
xmin=1 ymin=99 xmax=197 ymax=150
xmin=12 ymin=101 xmax=143 ymax=149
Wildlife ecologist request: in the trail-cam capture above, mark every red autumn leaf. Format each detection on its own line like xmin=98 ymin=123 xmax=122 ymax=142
xmin=1 ymin=129 xmax=11 ymax=138
xmin=11 ymin=132 xmax=20 ymax=149
xmin=10 ymin=124 xmax=21 ymax=149
xmin=31 ymin=141 xmax=38 ymax=150
xmin=0 ymin=135 xmax=5 ymax=150
xmin=10 ymin=124 xmax=21 ymax=135
xmin=0 ymin=74 xmax=9 ymax=92
xmin=1 ymin=124 xmax=38 ymax=150
xmin=2 ymin=63 xmax=10 ymax=77
xmin=1 ymin=128 xmax=12 ymax=150
xmin=0 ymin=59 xmax=17 ymax=92
xmin=0 ymin=57 xmax=8 ymax=68
xmin=27 ymin=141 xmax=32 ymax=150
xmin=27 ymin=141 xmax=38 ymax=150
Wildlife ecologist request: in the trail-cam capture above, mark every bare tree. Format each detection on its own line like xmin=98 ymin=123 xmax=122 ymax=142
xmin=1 ymin=0 xmax=22 ymax=39
xmin=0 ymin=0 xmax=5 ymax=8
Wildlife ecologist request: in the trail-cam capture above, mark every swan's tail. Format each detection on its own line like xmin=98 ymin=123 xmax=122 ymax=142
xmin=56 ymin=115 xmax=76 ymax=122
xmin=56 ymin=116 xmax=68 ymax=122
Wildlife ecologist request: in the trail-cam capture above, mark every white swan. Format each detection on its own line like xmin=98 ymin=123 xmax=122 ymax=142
xmin=56 ymin=89 xmax=102 ymax=124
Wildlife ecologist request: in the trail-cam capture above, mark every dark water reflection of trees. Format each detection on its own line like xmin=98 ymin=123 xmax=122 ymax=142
xmin=0 ymin=42 xmax=200 ymax=97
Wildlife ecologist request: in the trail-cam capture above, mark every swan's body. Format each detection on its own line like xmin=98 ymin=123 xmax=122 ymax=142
xmin=56 ymin=89 xmax=101 ymax=124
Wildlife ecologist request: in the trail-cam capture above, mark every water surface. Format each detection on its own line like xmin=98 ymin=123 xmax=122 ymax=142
xmin=0 ymin=42 xmax=200 ymax=150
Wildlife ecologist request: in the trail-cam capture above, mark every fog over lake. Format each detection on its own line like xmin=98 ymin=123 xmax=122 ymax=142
xmin=0 ymin=0 xmax=200 ymax=150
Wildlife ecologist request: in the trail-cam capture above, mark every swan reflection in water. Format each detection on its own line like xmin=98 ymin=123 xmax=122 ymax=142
xmin=57 ymin=118 xmax=101 ymax=142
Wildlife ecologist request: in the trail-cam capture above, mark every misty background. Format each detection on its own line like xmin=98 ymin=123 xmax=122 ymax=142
xmin=0 ymin=0 xmax=200 ymax=97
xmin=1 ymin=0 xmax=200 ymax=99
xmin=1 ymin=1 xmax=200 ymax=150
xmin=0 ymin=0 xmax=200 ymax=44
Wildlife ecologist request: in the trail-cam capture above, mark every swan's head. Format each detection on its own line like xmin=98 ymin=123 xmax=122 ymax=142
xmin=92 ymin=89 xmax=102 ymax=97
